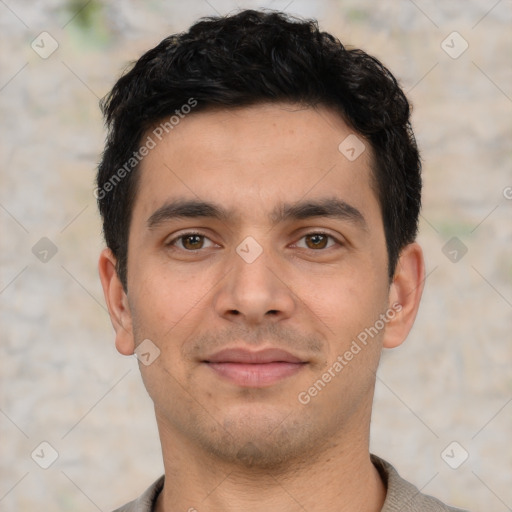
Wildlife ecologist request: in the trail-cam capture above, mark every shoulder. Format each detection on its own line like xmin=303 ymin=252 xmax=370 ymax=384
xmin=111 ymin=475 xmax=165 ymax=512
xmin=371 ymin=454 xmax=469 ymax=512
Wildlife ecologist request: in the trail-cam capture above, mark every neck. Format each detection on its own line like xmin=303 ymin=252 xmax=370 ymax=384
xmin=154 ymin=415 xmax=386 ymax=512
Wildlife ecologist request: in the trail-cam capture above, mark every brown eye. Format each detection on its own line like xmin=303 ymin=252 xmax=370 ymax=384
xmin=181 ymin=234 xmax=204 ymax=250
xmin=295 ymin=232 xmax=339 ymax=251
xmin=305 ymin=233 xmax=329 ymax=249
xmin=167 ymin=232 xmax=216 ymax=251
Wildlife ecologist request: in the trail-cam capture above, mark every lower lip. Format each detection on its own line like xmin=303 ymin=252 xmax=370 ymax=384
xmin=205 ymin=362 xmax=306 ymax=387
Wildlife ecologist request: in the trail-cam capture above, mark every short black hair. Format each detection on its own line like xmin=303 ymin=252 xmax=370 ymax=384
xmin=97 ymin=9 xmax=421 ymax=290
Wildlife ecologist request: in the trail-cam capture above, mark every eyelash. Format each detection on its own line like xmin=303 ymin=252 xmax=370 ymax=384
xmin=166 ymin=231 xmax=342 ymax=251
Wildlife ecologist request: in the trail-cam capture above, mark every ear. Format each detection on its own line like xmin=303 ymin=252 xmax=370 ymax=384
xmin=98 ymin=248 xmax=135 ymax=356
xmin=383 ymin=242 xmax=425 ymax=349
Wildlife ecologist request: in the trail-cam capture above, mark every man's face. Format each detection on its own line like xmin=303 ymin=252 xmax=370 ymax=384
xmin=120 ymin=103 xmax=395 ymax=467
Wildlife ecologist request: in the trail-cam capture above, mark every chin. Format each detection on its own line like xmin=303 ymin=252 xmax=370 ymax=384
xmin=194 ymin=407 xmax=319 ymax=470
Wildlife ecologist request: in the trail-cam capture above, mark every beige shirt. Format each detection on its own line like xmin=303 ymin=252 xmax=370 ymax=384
xmin=112 ymin=454 xmax=468 ymax=512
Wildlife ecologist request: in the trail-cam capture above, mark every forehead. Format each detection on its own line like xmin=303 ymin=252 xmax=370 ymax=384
xmin=132 ymin=102 xmax=380 ymax=228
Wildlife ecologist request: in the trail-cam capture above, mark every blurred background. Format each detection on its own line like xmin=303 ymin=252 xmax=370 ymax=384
xmin=0 ymin=0 xmax=511 ymax=510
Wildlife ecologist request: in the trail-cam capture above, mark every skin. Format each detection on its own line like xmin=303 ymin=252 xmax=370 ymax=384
xmin=99 ymin=102 xmax=424 ymax=512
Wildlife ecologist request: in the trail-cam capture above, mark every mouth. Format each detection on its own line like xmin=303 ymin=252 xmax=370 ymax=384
xmin=202 ymin=348 xmax=308 ymax=388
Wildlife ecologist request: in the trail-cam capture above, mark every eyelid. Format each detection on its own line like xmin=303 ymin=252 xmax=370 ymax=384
xmin=291 ymin=231 xmax=343 ymax=250
xmin=166 ymin=229 xmax=343 ymax=252
xmin=166 ymin=230 xmax=217 ymax=250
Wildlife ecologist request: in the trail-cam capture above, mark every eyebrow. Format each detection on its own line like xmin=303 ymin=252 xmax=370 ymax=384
xmin=270 ymin=197 xmax=367 ymax=229
xmin=147 ymin=199 xmax=231 ymax=228
xmin=147 ymin=197 xmax=367 ymax=230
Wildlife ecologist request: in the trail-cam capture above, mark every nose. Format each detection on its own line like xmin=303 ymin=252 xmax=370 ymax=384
xmin=212 ymin=240 xmax=297 ymax=327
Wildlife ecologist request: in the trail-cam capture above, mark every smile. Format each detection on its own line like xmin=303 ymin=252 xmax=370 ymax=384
xmin=203 ymin=347 xmax=308 ymax=387
xmin=204 ymin=361 xmax=307 ymax=387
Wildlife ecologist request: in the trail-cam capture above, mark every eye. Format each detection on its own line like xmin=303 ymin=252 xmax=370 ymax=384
xmin=294 ymin=232 xmax=340 ymax=250
xmin=167 ymin=232 xmax=217 ymax=251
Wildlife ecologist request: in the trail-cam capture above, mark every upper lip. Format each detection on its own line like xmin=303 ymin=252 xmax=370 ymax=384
xmin=204 ymin=348 xmax=305 ymax=364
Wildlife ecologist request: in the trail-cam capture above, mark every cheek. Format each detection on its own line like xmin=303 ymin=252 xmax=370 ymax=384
xmin=299 ymin=275 xmax=389 ymax=383
xmin=128 ymin=258 xmax=217 ymax=344
xmin=297 ymin=264 xmax=385 ymax=327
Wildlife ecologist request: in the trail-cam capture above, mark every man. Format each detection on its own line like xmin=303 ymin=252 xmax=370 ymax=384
xmin=96 ymin=9 xmax=467 ymax=512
